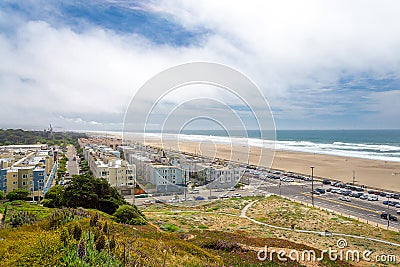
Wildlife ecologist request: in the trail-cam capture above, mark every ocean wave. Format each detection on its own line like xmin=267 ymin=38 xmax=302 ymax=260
xmin=115 ymin=131 xmax=400 ymax=162
xmin=139 ymin=133 xmax=400 ymax=162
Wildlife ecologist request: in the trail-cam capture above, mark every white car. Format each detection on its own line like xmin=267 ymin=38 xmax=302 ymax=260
xmin=231 ymin=193 xmax=242 ymax=198
xmin=368 ymin=195 xmax=378 ymax=201
xmin=219 ymin=194 xmax=229 ymax=199
xmin=339 ymin=196 xmax=351 ymax=202
xmin=143 ymin=199 xmax=153 ymax=205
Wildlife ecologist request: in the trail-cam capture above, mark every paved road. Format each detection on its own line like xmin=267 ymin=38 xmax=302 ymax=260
xmin=257 ymin=176 xmax=400 ymax=229
xmin=66 ymin=145 xmax=79 ymax=176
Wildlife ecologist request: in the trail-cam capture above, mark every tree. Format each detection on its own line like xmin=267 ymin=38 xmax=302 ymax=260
xmin=42 ymin=185 xmax=65 ymax=208
xmin=43 ymin=173 xmax=127 ymax=214
xmin=113 ymin=205 xmax=147 ymax=225
xmin=6 ymin=188 xmax=30 ymax=201
xmin=0 ymin=190 xmax=4 ymax=200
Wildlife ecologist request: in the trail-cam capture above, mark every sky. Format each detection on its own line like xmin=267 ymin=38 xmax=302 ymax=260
xmin=1 ymin=0 xmax=400 ymax=132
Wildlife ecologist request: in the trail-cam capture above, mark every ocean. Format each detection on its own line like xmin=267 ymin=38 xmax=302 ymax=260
xmin=107 ymin=129 xmax=400 ymax=162
xmin=155 ymin=129 xmax=400 ymax=162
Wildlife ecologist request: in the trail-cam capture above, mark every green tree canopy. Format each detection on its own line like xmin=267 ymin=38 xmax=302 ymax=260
xmin=113 ymin=205 xmax=147 ymax=225
xmin=43 ymin=174 xmax=127 ymax=214
xmin=42 ymin=185 xmax=65 ymax=208
xmin=6 ymin=188 xmax=30 ymax=201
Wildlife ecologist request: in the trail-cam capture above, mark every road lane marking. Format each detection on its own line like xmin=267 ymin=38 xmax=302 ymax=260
xmin=301 ymin=193 xmax=380 ymax=214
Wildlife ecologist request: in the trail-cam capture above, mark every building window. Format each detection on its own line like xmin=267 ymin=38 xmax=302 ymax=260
xmin=39 ymin=173 xmax=44 ymax=176
xmin=22 ymin=181 xmax=27 ymax=186
xmin=13 ymin=181 xmax=17 ymax=185
xmin=22 ymin=174 xmax=28 ymax=179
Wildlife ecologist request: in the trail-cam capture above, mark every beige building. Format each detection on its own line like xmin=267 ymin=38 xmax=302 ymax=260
xmin=82 ymin=145 xmax=136 ymax=194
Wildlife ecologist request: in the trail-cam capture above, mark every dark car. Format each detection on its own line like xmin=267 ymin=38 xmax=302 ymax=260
xmin=393 ymin=194 xmax=400 ymax=199
xmin=322 ymin=179 xmax=331 ymax=185
xmin=315 ymin=188 xmax=326 ymax=194
xmin=195 ymin=196 xmax=205 ymax=201
xmin=368 ymin=190 xmax=376 ymax=194
xmin=380 ymin=192 xmax=387 ymax=197
xmin=380 ymin=213 xmax=398 ymax=221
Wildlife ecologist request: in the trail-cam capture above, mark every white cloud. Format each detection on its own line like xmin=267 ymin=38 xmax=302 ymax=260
xmin=1 ymin=1 xmax=400 ymax=130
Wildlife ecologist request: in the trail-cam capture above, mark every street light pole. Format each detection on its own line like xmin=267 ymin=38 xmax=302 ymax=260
xmin=387 ymin=195 xmax=390 ymax=228
xmin=310 ymin=166 xmax=315 ymax=207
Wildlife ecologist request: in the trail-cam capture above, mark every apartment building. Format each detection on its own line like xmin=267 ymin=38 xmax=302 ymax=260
xmin=82 ymin=144 xmax=136 ymax=195
xmin=0 ymin=147 xmax=54 ymax=196
xmin=121 ymin=145 xmax=185 ymax=193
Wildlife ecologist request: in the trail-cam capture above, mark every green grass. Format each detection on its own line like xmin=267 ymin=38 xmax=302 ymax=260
xmin=0 ymin=200 xmax=53 ymax=222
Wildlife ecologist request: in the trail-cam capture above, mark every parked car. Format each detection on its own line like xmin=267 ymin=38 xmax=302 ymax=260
xmin=350 ymin=192 xmax=363 ymax=198
xmin=281 ymin=177 xmax=294 ymax=182
xmin=315 ymin=188 xmax=326 ymax=194
xmin=368 ymin=190 xmax=376 ymax=194
xmin=208 ymin=196 xmax=218 ymax=200
xmin=195 ymin=196 xmax=205 ymax=201
xmin=143 ymin=199 xmax=153 ymax=205
xmin=231 ymin=193 xmax=242 ymax=198
xmin=219 ymin=194 xmax=229 ymax=199
xmin=383 ymin=200 xmax=389 ymax=205
xmin=339 ymin=196 xmax=351 ymax=202
xmin=322 ymin=179 xmax=331 ymax=185
xmin=368 ymin=195 xmax=378 ymax=201
xmin=359 ymin=194 xmax=368 ymax=200
xmin=311 ymin=190 xmax=321 ymax=195
xmin=380 ymin=213 xmax=398 ymax=221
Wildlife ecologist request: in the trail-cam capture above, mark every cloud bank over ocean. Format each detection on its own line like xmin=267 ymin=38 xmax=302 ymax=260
xmin=1 ymin=0 xmax=400 ymax=130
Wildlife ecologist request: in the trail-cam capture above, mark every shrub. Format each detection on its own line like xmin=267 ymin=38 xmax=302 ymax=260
xmin=73 ymin=224 xmax=82 ymax=240
xmin=6 ymin=188 xmax=30 ymax=201
xmin=95 ymin=234 xmax=106 ymax=251
xmin=112 ymin=205 xmax=147 ymax=225
xmin=77 ymin=238 xmax=86 ymax=260
xmin=90 ymin=213 xmax=99 ymax=227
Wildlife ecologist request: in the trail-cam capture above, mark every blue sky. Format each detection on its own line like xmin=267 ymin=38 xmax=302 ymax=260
xmin=1 ymin=0 xmax=400 ymax=131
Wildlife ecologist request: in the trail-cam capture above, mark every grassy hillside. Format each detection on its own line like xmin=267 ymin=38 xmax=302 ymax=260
xmin=1 ymin=196 xmax=399 ymax=266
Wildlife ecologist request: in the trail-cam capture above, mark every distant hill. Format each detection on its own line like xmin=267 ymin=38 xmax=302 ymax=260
xmin=0 ymin=129 xmax=87 ymax=146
